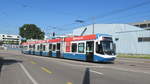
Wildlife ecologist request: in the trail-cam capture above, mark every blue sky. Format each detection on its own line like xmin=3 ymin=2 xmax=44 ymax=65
xmin=0 ymin=0 xmax=150 ymax=35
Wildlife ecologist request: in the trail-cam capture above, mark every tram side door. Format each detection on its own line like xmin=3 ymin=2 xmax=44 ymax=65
xmin=56 ymin=43 xmax=61 ymax=58
xmin=86 ymin=41 xmax=94 ymax=62
xmin=48 ymin=44 xmax=52 ymax=57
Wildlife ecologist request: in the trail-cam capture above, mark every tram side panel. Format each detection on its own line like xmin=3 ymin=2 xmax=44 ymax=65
xmin=42 ymin=43 xmax=49 ymax=56
xmin=63 ymin=41 xmax=87 ymax=61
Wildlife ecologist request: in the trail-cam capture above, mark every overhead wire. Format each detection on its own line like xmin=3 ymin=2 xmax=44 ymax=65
xmin=84 ymin=0 xmax=150 ymax=22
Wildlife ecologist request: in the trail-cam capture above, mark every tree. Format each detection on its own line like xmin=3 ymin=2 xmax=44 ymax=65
xmin=19 ymin=24 xmax=45 ymax=40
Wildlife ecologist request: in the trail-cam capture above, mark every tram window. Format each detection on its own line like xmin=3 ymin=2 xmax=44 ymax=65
xmin=29 ymin=45 xmax=32 ymax=48
xmin=43 ymin=45 xmax=46 ymax=51
xmin=49 ymin=44 xmax=52 ymax=50
xmin=78 ymin=43 xmax=84 ymax=53
xmin=37 ymin=45 xmax=40 ymax=50
xmin=52 ymin=44 xmax=56 ymax=51
xmin=24 ymin=46 xmax=28 ymax=50
xmin=86 ymin=41 xmax=94 ymax=52
xmin=72 ymin=43 xmax=77 ymax=52
xmin=96 ymin=42 xmax=104 ymax=54
xmin=33 ymin=45 xmax=35 ymax=49
xmin=40 ymin=44 xmax=42 ymax=49
xmin=57 ymin=43 xmax=60 ymax=50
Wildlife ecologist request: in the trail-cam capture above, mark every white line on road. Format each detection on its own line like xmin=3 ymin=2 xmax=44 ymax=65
xmin=19 ymin=63 xmax=39 ymax=84
xmin=90 ymin=70 xmax=104 ymax=75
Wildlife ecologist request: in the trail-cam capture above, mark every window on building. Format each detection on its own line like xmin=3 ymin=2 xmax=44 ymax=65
xmin=7 ymin=35 xmax=12 ymax=37
xmin=140 ymin=24 xmax=147 ymax=28
xmin=148 ymin=24 xmax=150 ymax=27
xmin=72 ymin=43 xmax=77 ymax=52
xmin=134 ymin=25 xmax=140 ymax=27
xmin=138 ymin=37 xmax=150 ymax=42
xmin=78 ymin=43 xmax=84 ymax=53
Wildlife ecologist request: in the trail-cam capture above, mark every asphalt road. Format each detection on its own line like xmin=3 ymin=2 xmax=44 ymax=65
xmin=0 ymin=50 xmax=150 ymax=84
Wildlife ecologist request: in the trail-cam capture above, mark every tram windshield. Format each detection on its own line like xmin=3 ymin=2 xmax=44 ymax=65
xmin=96 ymin=41 xmax=116 ymax=55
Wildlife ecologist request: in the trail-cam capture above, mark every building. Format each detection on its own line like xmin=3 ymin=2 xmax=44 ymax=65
xmin=73 ymin=24 xmax=150 ymax=54
xmin=0 ymin=34 xmax=21 ymax=45
xmin=130 ymin=20 xmax=150 ymax=30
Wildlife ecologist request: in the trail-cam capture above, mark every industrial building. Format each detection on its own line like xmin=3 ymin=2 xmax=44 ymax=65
xmin=130 ymin=20 xmax=150 ymax=30
xmin=73 ymin=24 xmax=150 ymax=54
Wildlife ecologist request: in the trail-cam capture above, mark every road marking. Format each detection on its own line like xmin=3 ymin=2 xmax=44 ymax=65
xmin=67 ymin=82 xmax=73 ymax=84
xmin=41 ymin=67 xmax=52 ymax=74
xmin=23 ymin=54 xmax=150 ymax=75
xmin=31 ymin=61 xmax=37 ymax=64
xmin=24 ymin=55 xmax=97 ymax=65
xmin=19 ymin=63 xmax=38 ymax=84
xmin=90 ymin=70 xmax=104 ymax=75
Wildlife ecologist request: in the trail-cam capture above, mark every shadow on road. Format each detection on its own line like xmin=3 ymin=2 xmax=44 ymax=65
xmin=0 ymin=57 xmax=22 ymax=76
xmin=82 ymin=68 xmax=90 ymax=84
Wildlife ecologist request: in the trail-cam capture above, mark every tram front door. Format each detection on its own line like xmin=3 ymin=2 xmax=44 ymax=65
xmin=86 ymin=41 xmax=94 ymax=62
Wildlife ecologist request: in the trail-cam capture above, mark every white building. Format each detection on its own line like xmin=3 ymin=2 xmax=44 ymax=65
xmin=0 ymin=34 xmax=21 ymax=45
xmin=73 ymin=24 xmax=150 ymax=54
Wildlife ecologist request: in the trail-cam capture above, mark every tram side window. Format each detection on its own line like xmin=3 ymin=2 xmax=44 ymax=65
xmin=43 ymin=45 xmax=46 ymax=51
xmin=78 ymin=43 xmax=84 ymax=53
xmin=96 ymin=42 xmax=104 ymax=54
xmin=49 ymin=44 xmax=52 ymax=50
xmin=40 ymin=44 xmax=42 ymax=50
xmin=24 ymin=46 xmax=28 ymax=50
xmin=33 ymin=45 xmax=35 ymax=50
xmin=86 ymin=41 xmax=94 ymax=52
xmin=57 ymin=43 xmax=60 ymax=50
xmin=52 ymin=44 xmax=56 ymax=51
xmin=72 ymin=43 xmax=77 ymax=52
xmin=29 ymin=45 xmax=32 ymax=48
xmin=37 ymin=45 xmax=40 ymax=50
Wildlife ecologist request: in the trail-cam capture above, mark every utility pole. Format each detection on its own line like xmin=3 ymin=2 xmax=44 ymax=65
xmin=92 ymin=17 xmax=95 ymax=34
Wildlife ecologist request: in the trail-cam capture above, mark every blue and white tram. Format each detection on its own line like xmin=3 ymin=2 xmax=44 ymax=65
xmin=21 ymin=33 xmax=116 ymax=62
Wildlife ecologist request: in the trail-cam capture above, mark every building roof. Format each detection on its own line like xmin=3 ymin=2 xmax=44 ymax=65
xmin=73 ymin=24 xmax=144 ymax=36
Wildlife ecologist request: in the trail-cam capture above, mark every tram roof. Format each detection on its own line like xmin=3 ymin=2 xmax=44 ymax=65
xmin=21 ymin=33 xmax=111 ymax=45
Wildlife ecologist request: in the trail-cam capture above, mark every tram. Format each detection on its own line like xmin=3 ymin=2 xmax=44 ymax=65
xmin=22 ymin=33 xmax=116 ymax=62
